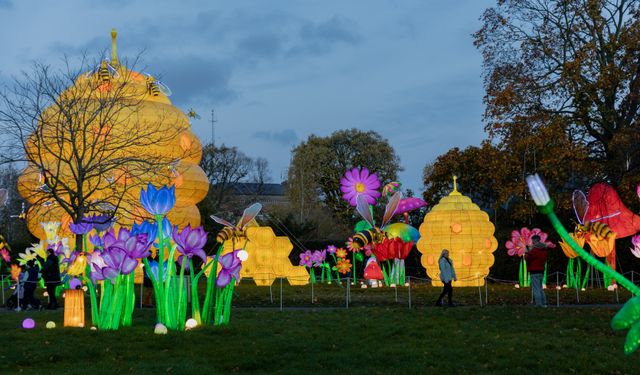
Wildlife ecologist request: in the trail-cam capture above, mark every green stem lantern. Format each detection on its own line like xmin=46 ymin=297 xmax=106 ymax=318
xmin=526 ymin=174 xmax=640 ymax=354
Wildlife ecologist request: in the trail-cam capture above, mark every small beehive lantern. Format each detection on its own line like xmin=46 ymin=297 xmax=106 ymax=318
xmin=134 ymin=260 xmax=144 ymax=284
xmin=64 ymin=289 xmax=85 ymax=327
xmin=417 ymin=176 xmax=498 ymax=287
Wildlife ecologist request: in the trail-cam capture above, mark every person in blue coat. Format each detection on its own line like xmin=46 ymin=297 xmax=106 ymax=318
xmin=436 ymin=249 xmax=457 ymax=307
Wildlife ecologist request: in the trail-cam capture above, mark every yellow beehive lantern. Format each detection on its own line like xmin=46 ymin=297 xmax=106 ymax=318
xmin=17 ymin=30 xmax=208 ymax=240
xmin=63 ymin=289 xmax=85 ymax=328
xmin=416 ymin=176 xmax=498 ymax=287
xmin=221 ymin=226 xmax=309 ymax=286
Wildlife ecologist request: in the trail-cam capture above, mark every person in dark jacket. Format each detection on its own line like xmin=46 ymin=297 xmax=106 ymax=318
xmin=525 ymin=235 xmax=549 ymax=307
xmin=22 ymin=259 xmax=41 ymax=310
xmin=40 ymin=247 xmax=61 ymax=309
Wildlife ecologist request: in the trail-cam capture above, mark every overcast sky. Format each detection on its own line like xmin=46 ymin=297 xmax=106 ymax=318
xmin=0 ymin=0 xmax=495 ymax=194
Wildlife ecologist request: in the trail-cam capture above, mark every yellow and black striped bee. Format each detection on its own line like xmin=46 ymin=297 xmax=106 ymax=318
xmin=210 ymin=203 xmax=262 ymax=244
xmin=98 ymin=61 xmax=111 ymax=82
xmin=146 ymin=75 xmax=160 ymax=96
xmin=572 ymin=189 xmax=619 ymax=241
xmin=575 ymin=221 xmax=614 ymax=241
xmin=91 ymin=60 xmax=118 ymax=83
xmin=351 ymin=191 xmax=402 ymax=250
xmin=145 ymin=74 xmax=173 ymax=97
xmin=187 ymin=108 xmax=201 ymax=119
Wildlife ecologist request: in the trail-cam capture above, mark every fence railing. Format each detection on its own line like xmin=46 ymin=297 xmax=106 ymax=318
xmin=3 ymin=271 xmax=640 ymax=310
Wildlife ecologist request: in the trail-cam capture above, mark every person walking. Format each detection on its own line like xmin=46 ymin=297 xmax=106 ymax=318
xmin=525 ymin=234 xmax=549 ymax=307
xmin=22 ymin=259 xmax=41 ymax=310
xmin=41 ymin=247 xmax=61 ymax=309
xmin=436 ymin=249 xmax=457 ymax=307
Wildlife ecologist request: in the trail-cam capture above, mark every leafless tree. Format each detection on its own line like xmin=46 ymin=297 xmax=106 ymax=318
xmin=199 ymin=143 xmax=253 ymax=215
xmin=0 ymin=54 xmax=192 ymax=249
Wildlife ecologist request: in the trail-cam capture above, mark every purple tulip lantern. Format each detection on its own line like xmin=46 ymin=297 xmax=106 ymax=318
xmin=172 ymin=224 xmax=208 ymax=270
xmin=216 ymin=250 xmax=243 ymax=288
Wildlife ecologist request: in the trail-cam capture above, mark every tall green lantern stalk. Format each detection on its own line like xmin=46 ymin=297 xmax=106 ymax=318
xmin=527 ymin=174 xmax=640 ymax=354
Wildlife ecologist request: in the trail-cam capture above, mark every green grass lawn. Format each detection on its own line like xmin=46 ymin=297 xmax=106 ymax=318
xmin=1 ymin=284 xmax=639 ymax=374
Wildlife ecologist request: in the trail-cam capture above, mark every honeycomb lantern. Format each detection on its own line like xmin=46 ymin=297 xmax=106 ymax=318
xmin=416 ymin=176 xmax=498 ymax=287
xmin=221 ymin=226 xmax=309 ymax=286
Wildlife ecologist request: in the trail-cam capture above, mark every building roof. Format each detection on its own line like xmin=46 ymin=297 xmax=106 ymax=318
xmin=228 ymin=182 xmax=286 ymax=196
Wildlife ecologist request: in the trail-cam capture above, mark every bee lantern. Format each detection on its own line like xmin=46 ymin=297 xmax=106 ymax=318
xmin=416 ymin=176 xmax=498 ymax=287
xmin=63 ymin=289 xmax=85 ymax=328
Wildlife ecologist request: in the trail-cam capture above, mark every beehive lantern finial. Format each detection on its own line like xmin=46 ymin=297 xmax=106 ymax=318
xmin=111 ymin=28 xmax=119 ymax=66
xmin=451 ymin=175 xmax=461 ymax=196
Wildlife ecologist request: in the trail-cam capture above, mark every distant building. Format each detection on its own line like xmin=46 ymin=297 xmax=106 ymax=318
xmin=225 ymin=182 xmax=289 ymax=208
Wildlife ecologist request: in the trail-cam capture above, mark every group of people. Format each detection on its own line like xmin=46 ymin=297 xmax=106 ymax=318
xmin=8 ymin=247 xmax=61 ymax=311
xmin=435 ymin=234 xmax=549 ymax=307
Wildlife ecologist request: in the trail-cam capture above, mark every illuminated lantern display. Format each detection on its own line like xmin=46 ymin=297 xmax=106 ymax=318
xmin=63 ymin=289 xmax=85 ymax=328
xmin=134 ymin=261 xmax=144 ymax=285
xmin=222 ymin=226 xmax=309 ymax=286
xmin=416 ymin=176 xmax=498 ymax=286
xmin=17 ymin=29 xmax=208 ymax=240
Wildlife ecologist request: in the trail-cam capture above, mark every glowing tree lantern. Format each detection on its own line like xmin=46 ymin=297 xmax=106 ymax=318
xmin=416 ymin=176 xmax=498 ymax=286
xmin=64 ymin=289 xmax=85 ymax=328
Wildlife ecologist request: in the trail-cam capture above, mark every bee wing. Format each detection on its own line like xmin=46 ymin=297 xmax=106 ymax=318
xmin=572 ymin=190 xmax=589 ymax=224
xmin=382 ymin=191 xmax=403 ymax=227
xmin=239 ymin=203 xmax=262 ymax=229
xmin=156 ymin=81 xmax=173 ymax=96
xmin=356 ymin=195 xmax=375 ymax=227
xmin=106 ymin=62 xmax=119 ymax=78
xmin=210 ymin=215 xmax=235 ymax=228
xmin=592 ymin=211 xmax=622 ymax=221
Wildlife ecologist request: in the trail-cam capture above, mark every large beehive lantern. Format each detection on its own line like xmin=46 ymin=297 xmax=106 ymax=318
xmin=416 ymin=176 xmax=498 ymax=286
xmin=17 ymin=29 xmax=208 ymax=239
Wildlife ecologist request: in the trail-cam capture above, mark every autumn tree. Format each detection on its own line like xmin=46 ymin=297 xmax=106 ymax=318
xmin=424 ymin=141 xmax=505 ymax=213
xmin=287 ymin=128 xmax=402 ymax=225
xmin=424 ymin=124 xmax=598 ymax=227
xmin=474 ymin=0 xmax=640 ymax=189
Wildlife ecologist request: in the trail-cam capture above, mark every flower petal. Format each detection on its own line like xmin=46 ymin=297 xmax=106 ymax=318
xmin=216 ymin=270 xmax=231 ymax=288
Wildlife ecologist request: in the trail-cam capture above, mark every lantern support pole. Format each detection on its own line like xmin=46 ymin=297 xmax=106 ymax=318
xmin=485 ymin=277 xmax=488 ymax=305
xmin=556 ymin=272 xmax=560 ymax=307
xmin=279 ymin=277 xmax=283 ymax=312
xmin=346 ymin=278 xmax=349 ymax=309
xmin=269 ymin=283 xmax=273 ymax=304
xmin=408 ymin=276 xmax=411 ymax=309
xmin=1 ymin=275 xmax=4 ymax=305
xmin=395 ymin=284 xmax=398 ymax=303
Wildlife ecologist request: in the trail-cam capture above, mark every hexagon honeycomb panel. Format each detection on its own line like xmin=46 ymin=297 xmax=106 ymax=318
xmin=222 ymin=226 xmax=309 ymax=286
